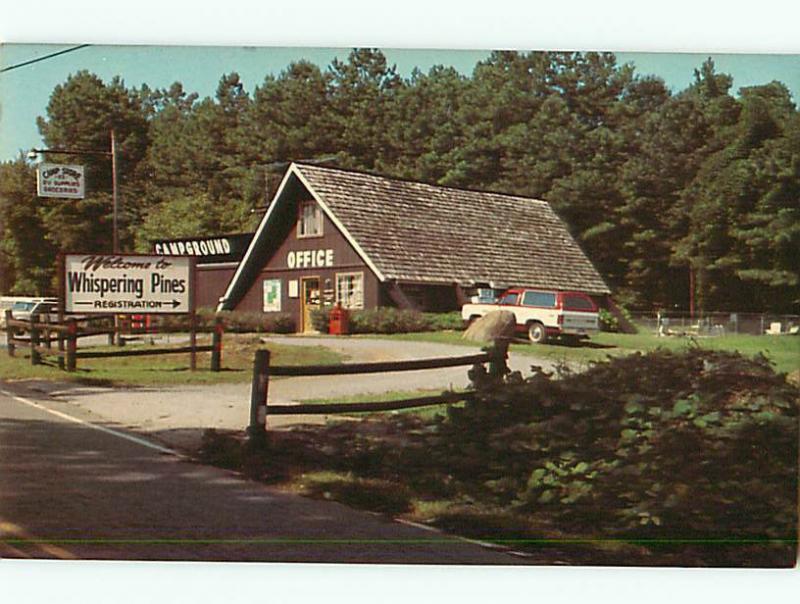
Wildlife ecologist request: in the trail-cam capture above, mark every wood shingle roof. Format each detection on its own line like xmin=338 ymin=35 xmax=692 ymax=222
xmin=295 ymin=163 xmax=611 ymax=294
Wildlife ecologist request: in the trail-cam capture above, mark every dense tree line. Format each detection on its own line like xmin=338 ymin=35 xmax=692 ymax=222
xmin=1 ymin=49 xmax=798 ymax=312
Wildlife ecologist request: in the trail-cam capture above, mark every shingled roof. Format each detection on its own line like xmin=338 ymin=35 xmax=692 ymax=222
xmin=219 ymin=163 xmax=610 ymax=310
xmin=295 ymin=163 xmax=610 ymax=293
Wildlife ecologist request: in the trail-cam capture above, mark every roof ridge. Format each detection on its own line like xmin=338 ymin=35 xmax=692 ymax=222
xmin=292 ymin=161 xmax=550 ymax=206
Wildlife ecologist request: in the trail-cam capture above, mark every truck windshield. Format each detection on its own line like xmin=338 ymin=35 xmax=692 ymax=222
xmin=522 ymin=291 xmax=556 ymax=307
xmin=12 ymin=302 xmax=35 ymax=311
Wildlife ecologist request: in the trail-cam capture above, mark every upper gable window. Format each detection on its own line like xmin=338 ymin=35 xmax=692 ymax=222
xmin=297 ymin=199 xmax=323 ymax=238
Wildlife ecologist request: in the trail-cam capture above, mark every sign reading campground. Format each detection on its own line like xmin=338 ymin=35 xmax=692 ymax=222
xmin=37 ymin=163 xmax=86 ymax=199
xmin=63 ymin=254 xmax=194 ymax=314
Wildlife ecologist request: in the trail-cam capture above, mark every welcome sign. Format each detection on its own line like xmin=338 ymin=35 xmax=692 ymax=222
xmin=37 ymin=163 xmax=85 ymax=199
xmin=63 ymin=254 xmax=194 ymax=314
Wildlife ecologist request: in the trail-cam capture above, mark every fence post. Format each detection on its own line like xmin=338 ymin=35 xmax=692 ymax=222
xmin=30 ymin=313 xmax=41 ymax=366
xmin=57 ymin=327 xmax=65 ymax=370
xmin=210 ymin=316 xmax=223 ymax=372
xmin=189 ymin=311 xmax=197 ymax=371
xmin=107 ymin=316 xmax=115 ymax=345
xmin=66 ymin=318 xmax=77 ymax=372
xmin=488 ymin=337 xmax=510 ymax=380
xmin=247 ymin=349 xmax=270 ymax=443
xmin=5 ymin=310 xmax=15 ymax=357
xmin=42 ymin=314 xmax=52 ymax=349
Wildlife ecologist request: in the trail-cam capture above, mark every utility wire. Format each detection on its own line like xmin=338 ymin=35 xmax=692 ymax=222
xmin=0 ymin=44 xmax=91 ymax=74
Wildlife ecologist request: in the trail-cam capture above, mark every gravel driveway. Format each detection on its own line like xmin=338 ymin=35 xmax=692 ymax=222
xmin=11 ymin=335 xmax=557 ymax=451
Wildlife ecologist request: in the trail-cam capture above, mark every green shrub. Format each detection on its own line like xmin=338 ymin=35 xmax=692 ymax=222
xmin=310 ymin=306 xmax=332 ymax=332
xmin=424 ymin=311 xmax=464 ymax=331
xmin=260 ymin=349 xmax=797 ymax=565
xmin=598 ymin=308 xmax=619 ymax=332
xmin=349 ymin=307 xmax=427 ymax=334
xmin=210 ymin=310 xmax=295 ymax=333
xmin=309 ymin=307 xmax=464 ymax=334
xmin=434 ymin=349 xmax=798 ymax=563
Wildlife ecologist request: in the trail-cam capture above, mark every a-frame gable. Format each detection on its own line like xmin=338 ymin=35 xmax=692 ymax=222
xmin=216 ymin=163 xmax=385 ymax=311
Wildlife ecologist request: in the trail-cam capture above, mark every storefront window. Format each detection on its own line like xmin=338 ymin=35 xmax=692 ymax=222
xmin=297 ymin=200 xmax=323 ymax=237
xmin=336 ymin=272 xmax=364 ymax=309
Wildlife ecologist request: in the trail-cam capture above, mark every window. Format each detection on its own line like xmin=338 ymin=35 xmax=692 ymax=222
xmin=562 ymin=294 xmax=596 ymax=311
xmin=498 ymin=292 xmax=519 ymax=306
xmin=297 ymin=200 xmax=323 ymax=238
xmin=522 ymin=291 xmax=556 ymax=308
xmin=336 ymin=272 xmax=364 ymax=309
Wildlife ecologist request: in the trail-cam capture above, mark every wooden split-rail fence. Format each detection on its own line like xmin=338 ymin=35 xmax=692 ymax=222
xmin=246 ymin=339 xmax=509 ymax=438
xmin=3 ymin=310 xmax=224 ymax=372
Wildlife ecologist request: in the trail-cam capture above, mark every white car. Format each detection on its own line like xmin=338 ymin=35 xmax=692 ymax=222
xmin=5 ymin=298 xmax=60 ymax=325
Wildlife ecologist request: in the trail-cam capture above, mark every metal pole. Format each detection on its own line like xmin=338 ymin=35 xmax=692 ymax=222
xmin=111 ymin=129 xmax=118 ymax=253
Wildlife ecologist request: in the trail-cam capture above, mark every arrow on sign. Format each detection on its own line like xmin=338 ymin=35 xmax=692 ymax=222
xmin=72 ymin=300 xmax=183 ymax=308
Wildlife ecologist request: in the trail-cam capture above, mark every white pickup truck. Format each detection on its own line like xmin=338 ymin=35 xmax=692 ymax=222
xmin=461 ymin=288 xmax=600 ymax=343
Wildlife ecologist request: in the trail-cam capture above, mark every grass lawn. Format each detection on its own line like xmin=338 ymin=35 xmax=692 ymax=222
xmin=0 ymin=333 xmax=345 ymax=386
xmin=363 ymin=330 xmax=800 ymax=374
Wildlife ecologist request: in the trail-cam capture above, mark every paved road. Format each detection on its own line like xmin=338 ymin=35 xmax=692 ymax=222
xmin=0 ymin=385 xmax=525 ymax=563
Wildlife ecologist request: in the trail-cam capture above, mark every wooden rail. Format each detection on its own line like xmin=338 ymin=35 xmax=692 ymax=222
xmin=4 ymin=310 xmax=224 ymax=373
xmin=246 ymin=339 xmax=509 ymax=441
xmin=265 ymin=391 xmax=475 ymax=415
xmin=268 ymin=353 xmax=491 ymax=376
xmin=76 ymin=345 xmax=213 ymax=359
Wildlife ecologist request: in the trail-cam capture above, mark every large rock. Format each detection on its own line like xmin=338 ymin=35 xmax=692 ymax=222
xmin=462 ymin=310 xmax=516 ymax=343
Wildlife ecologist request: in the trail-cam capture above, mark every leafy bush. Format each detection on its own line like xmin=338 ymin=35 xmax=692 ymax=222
xmin=349 ymin=307 xmax=430 ymax=334
xmin=425 ymin=311 xmax=464 ymax=331
xmin=245 ymin=348 xmax=798 ymax=565
xmin=429 ymin=349 xmax=798 ymax=564
xmin=598 ymin=308 xmax=619 ymax=332
xmin=219 ymin=311 xmax=295 ymax=333
xmin=143 ymin=309 xmax=293 ymax=334
xmin=310 ymin=306 xmax=463 ymax=334
xmin=310 ymin=307 xmax=331 ymax=332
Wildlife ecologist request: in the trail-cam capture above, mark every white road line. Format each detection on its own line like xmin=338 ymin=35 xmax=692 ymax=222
xmin=0 ymin=388 xmax=182 ymax=457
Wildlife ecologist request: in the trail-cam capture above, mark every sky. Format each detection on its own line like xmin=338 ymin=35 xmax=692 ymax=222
xmin=1 ymin=44 xmax=799 ymax=162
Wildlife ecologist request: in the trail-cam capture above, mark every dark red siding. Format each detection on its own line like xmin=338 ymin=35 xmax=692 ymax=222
xmin=196 ymin=265 xmax=237 ymax=309
xmin=233 ymin=195 xmax=380 ymax=325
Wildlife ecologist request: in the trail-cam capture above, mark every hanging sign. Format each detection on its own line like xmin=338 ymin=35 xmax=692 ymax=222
xmin=63 ymin=254 xmax=194 ymax=314
xmin=37 ymin=163 xmax=85 ymax=199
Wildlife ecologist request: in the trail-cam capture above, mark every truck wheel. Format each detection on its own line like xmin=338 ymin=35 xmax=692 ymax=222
xmin=528 ymin=322 xmax=548 ymax=344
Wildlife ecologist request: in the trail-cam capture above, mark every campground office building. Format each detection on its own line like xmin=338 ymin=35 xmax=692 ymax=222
xmin=211 ymin=163 xmax=611 ymax=333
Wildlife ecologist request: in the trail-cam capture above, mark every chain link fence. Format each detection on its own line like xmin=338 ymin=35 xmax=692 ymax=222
xmin=627 ymin=311 xmax=800 ymax=337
